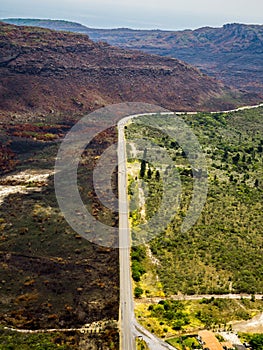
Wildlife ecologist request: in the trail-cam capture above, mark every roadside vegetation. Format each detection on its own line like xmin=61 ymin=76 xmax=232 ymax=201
xmin=240 ymin=333 xmax=263 ymax=350
xmin=0 ymin=328 xmax=78 ymax=350
xmin=0 ymin=326 xmax=119 ymax=350
xmin=135 ymin=297 xmax=263 ymax=338
xmin=166 ymin=335 xmax=201 ymax=350
xmin=136 ymin=337 xmax=149 ymax=350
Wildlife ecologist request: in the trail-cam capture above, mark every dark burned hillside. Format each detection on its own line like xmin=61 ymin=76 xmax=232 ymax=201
xmin=0 ymin=117 xmax=119 ymax=345
xmin=3 ymin=20 xmax=263 ymax=95
xmin=60 ymin=22 xmax=263 ymax=95
xmin=0 ymin=22 xmax=257 ymax=119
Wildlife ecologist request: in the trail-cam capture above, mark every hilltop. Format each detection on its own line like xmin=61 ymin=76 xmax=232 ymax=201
xmin=2 ymin=18 xmax=89 ymax=33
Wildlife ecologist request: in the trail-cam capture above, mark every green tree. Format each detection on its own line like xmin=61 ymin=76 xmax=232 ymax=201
xmin=222 ymin=150 xmax=228 ymax=161
xmin=232 ymin=153 xmax=240 ymax=165
xmin=134 ymin=287 xmax=143 ymax=298
xmin=140 ymin=160 xmax=146 ymax=178
xmin=249 ymin=334 xmax=263 ymax=350
xmin=155 ymin=170 xmax=160 ymax=181
xmin=147 ymin=167 xmax=152 ymax=179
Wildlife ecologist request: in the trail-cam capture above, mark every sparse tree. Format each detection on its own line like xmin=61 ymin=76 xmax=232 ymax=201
xmin=147 ymin=167 xmax=152 ymax=179
xmin=232 ymin=153 xmax=240 ymax=165
xmin=140 ymin=159 xmax=146 ymax=178
xmin=134 ymin=287 xmax=143 ymax=298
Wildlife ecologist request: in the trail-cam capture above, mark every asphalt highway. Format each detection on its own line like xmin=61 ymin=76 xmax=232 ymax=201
xmin=118 ymin=120 xmax=176 ymax=350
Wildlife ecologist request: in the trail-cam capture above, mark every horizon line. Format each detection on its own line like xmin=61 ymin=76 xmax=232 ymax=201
xmin=1 ymin=16 xmax=263 ymax=32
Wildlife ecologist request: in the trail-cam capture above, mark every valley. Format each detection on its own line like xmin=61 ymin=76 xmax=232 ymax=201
xmin=0 ymin=19 xmax=262 ymax=350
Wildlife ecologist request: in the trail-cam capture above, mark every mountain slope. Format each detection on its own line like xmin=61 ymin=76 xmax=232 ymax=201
xmin=72 ymin=23 xmax=263 ymax=95
xmin=0 ymin=22 xmax=259 ymax=119
xmin=4 ymin=19 xmax=262 ymax=95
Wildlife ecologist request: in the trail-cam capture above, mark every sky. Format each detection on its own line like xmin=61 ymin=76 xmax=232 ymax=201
xmin=0 ymin=0 xmax=262 ymax=30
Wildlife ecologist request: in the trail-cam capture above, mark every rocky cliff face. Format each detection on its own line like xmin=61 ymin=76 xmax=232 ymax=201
xmin=0 ymin=22 xmax=256 ymax=119
xmin=12 ymin=20 xmax=261 ymax=95
xmin=82 ymin=23 xmax=263 ymax=95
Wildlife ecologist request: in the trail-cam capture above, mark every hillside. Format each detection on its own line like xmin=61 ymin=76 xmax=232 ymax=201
xmin=71 ymin=23 xmax=263 ymax=95
xmin=0 ymin=21 xmax=259 ymax=121
xmin=4 ymin=19 xmax=262 ymax=95
xmin=0 ymin=109 xmax=120 ymax=347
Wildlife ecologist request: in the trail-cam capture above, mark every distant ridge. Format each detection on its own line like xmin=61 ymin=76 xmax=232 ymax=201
xmin=2 ymin=18 xmax=89 ymax=32
xmin=3 ymin=18 xmax=263 ymax=95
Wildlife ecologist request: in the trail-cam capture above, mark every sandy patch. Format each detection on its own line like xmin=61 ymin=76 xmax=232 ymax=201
xmin=232 ymin=312 xmax=263 ymax=333
xmin=0 ymin=169 xmax=54 ymax=206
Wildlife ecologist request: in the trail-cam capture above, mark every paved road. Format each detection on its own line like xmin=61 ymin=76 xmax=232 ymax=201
xmin=118 ymin=121 xmax=136 ymax=350
xmin=212 ymin=102 xmax=263 ymax=113
xmin=118 ymin=120 xmax=177 ymax=350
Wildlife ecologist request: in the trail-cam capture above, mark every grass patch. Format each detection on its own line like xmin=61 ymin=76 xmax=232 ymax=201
xmin=166 ymin=335 xmax=201 ymax=350
xmin=0 ymin=328 xmax=77 ymax=349
xmin=136 ymin=337 xmax=149 ymax=349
